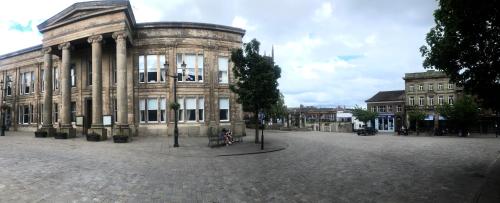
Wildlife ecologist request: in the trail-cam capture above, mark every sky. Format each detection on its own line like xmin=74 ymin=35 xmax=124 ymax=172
xmin=0 ymin=0 xmax=438 ymax=108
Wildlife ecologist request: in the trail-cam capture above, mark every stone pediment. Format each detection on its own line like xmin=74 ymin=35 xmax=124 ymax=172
xmin=37 ymin=0 xmax=136 ymax=33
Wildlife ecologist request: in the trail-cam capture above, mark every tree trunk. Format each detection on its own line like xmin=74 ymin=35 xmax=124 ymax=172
xmin=254 ymin=111 xmax=260 ymax=143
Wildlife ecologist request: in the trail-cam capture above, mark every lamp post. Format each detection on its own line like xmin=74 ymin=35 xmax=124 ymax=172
xmin=164 ymin=60 xmax=186 ymax=147
xmin=0 ymin=76 xmax=11 ymax=136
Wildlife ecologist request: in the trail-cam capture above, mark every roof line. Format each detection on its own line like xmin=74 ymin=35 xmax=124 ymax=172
xmin=0 ymin=44 xmax=43 ymax=60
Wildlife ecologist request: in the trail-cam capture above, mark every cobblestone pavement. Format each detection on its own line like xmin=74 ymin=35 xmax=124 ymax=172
xmin=1 ymin=130 xmax=500 ymax=202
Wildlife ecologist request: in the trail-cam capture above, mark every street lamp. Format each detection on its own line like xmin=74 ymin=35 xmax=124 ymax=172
xmin=0 ymin=76 xmax=11 ymax=136
xmin=164 ymin=60 xmax=186 ymax=147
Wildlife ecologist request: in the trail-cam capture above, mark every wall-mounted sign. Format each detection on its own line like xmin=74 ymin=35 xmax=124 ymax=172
xmin=103 ymin=115 xmax=112 ymax=126
xmin=76 ymin=116 xmax=84 ymax=126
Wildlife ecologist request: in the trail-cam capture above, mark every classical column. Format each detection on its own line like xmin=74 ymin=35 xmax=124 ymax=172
xmin=58 ymin=42 xmax=71 ymax=127
xmin=40 ymin=47 xmax=55 ymax=136
xmin=114 ymin=32 xmax=127 ymax=127
xmin=57 ymin=42 xmax=76 ymax=138
xmin=112 ymin=31 xmax=130 ymax=139
xmin=88 ymin=35 xmax=107 ymax=140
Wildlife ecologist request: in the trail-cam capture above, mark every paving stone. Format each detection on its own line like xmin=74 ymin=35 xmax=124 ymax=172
xmin=0 ymin=131 xmax=499 ymax=202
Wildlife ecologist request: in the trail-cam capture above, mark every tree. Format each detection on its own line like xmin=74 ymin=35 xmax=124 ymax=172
xmin=437 ymin=95 xmax=479 ymax=136
xmin=420 ymin=0 xmax=500 ymax=112
xmin=408 ymin=109 xmax=426 ymax=135
xmin=352 ymin=107 xmax=378 ymax=126
xmin=267 ymin=93 xmax=287 ymax=124
xmin=231 ymin=39 xmax=282 ymax=143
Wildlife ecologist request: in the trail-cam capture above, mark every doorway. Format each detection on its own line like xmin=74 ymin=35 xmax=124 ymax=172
xmin=85 ymin=99 xmax=92 ymax=135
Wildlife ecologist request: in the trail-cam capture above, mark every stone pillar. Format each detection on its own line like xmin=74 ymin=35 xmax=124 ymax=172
xmin=88 ymin=35 xmax=107 ymax=140
xmin=39 ymin=47 xmax=55 ymax=136
xmin=112 ymin=31 xmax=130 ymax=139
xmin=57 ymin=42 xmax=76 ymax=138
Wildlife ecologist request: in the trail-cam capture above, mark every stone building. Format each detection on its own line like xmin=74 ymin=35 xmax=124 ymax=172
xmin=403 ymin=70 xmax=462 ymax=130
xmin=0 ymin=0 xmax=246 ymax=138
xmin=365 ymin=90 xmax=405 ymax=132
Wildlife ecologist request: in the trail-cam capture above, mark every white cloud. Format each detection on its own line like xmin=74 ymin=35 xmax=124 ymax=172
xmin=231 ymin=16 xmax=256 ymax=31
xmin=313 ymin=2 xmax=333 ymax=22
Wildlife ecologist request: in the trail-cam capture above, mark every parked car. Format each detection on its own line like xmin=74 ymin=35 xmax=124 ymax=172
xmin=357 ymin=127 xmax=378 ymax=136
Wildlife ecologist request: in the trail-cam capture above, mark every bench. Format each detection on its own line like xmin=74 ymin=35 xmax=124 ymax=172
xmin=208 ymin=131 xmax=244 ymax=147
xmin=208 ymin=133 xmax=225 ymax=147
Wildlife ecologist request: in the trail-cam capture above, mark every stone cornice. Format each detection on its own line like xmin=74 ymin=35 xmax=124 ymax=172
xmin=136 ymin=22 xmax=246 ymax=36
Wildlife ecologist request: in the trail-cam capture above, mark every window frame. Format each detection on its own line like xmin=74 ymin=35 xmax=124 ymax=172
xmin=219 ymin=97 xmax=230 ymax=122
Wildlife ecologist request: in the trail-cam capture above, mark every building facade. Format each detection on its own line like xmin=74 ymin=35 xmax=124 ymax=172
xmin=0 ymin=1 xmax=246 ymax=138
xmin=403 ymin=70 xmax=462 ymax=130
xmin=366 ymin=90 xmax=405 ymax=132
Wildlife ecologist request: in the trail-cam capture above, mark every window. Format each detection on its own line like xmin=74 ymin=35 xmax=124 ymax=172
xmin=20 ymin=72 xmax=33 ymax=94
xmin=218 ymin=57 xmax=229 ymax=83
xmin=112 ymin=56 xmax=117 ymax=84
xmin=448 ymin=96 xmax=454 ymax=105
xmin=87 ymin=60 xmax=92 ymax=86
xmin=198 ymin=97 xmax=204 ymax=121
xmin=40 ymin=103 xmax=43 ymax=124
xmin=219 ymin=98 xmax=229 ymax=121
xmin=438 ymin=83 xmax=443 ymax=90
xmin=197 ymin=55 xmax=203 ymax=81
xmin=448 ymin=83 xmax=453 ymax=89
xmin=18 ymin=105 xmax=30 ymax=124
xmin=371 ymin=106 xmax=376 ymax=112
xmin=71 ymin=102 xmax=76 ymax=122
xmin=54 ymin=67 xmax=59 ymax=89
xmin=409 ymin=97 xmax=415 ymax=106
xmin=419 ymin=84 xmax=423 ymax=91
xmin=397 ymin=105 xmax=402 ymax=112
xmin=53 ymin=103 xmax=58 ymax=123
xmin=409 ymin=85 xmax=414 ymax=92
xmin=388 ymin=105 xmax=393 ymax=112
xmin=138 ymin=55 xmax=145 ymax=83
xmin=428 ymin=83 xmax=433 ymax=91
xmin=6 ymin=75 xmax=12 ymax=96
xmin=186 ymin=98 xmax=196 ymax=121
xmin=378 ymin=106 xmax=386 ymax=112
xmin=438 ymin=96 xmax=444 ymax=105
xmin=113 ymin=98 xmax=117 ymax=123
xmin=147 ymin=55 xmax=157 ymax=83
xmin=40 ymin=70 xmax=45 ymax=92
xmin=176 ymin=53 xmax=204 ymax=82
xmin=70 ymin=64 xmax=76 ymax=87
xmin=148 ymin=98 xmax=158 ymax=122
xmin=160 ymin=55 xmax=166 ymax=82
xmin=419 ymin=96 xmax=424 ymax=106
xmin=177 ymin=98 xmax=184 ymax=121
xmin=428 ymin=96 xmax=434 ymax=106
xmin=160 ymin=98 xmax=166 ymax=122
xmin=139 ymin=99 xmax=146 ymax=123
xmin=30 ymin=72 xmax=35 ymax=93
xmin=138 ymin=55 xmax=166 ymax=83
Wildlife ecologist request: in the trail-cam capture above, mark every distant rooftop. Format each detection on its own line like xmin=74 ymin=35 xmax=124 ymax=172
xmin=403 ymin=70 xmax=448 ymax=80
xmin=365 ymin=90 xmax=405 ymax=103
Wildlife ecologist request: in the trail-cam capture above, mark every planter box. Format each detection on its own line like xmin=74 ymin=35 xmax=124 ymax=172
xmin=86 ymin=133 xmax=101 ymax=142
xmin=34 ymin=131 xmax=47 ymax=138
xmin=113 ymin=135 xmax=129 ymax=143
xmin=54 ymin=132 xmax=68 ymax=139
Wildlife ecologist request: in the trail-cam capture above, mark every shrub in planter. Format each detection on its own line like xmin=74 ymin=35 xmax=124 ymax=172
xmin=86 ymin=133 xmax=101 ymax=142
xmin=54 ymin=132 xmax=68 ymax=139
xmin=34 ymin=131 xmax=47 ymax=138
xmin=113 ymin=135 xmax=129 ymax=143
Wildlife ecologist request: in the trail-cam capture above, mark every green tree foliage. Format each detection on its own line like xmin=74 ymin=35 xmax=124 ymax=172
xmin=267 ymin=93 xmax=287 ymax=123
xmin=230 ymin=39 xmax=282 ymax=143
xmin=352 ymin=107 xmax=378 ymax=125
xmin=420 ymin=0 xmax=500 ymax=111
xmin=408 ymin=109 xmax=426 ymax=135
xmin=437 ymin=95 xmax=479 ymax=134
